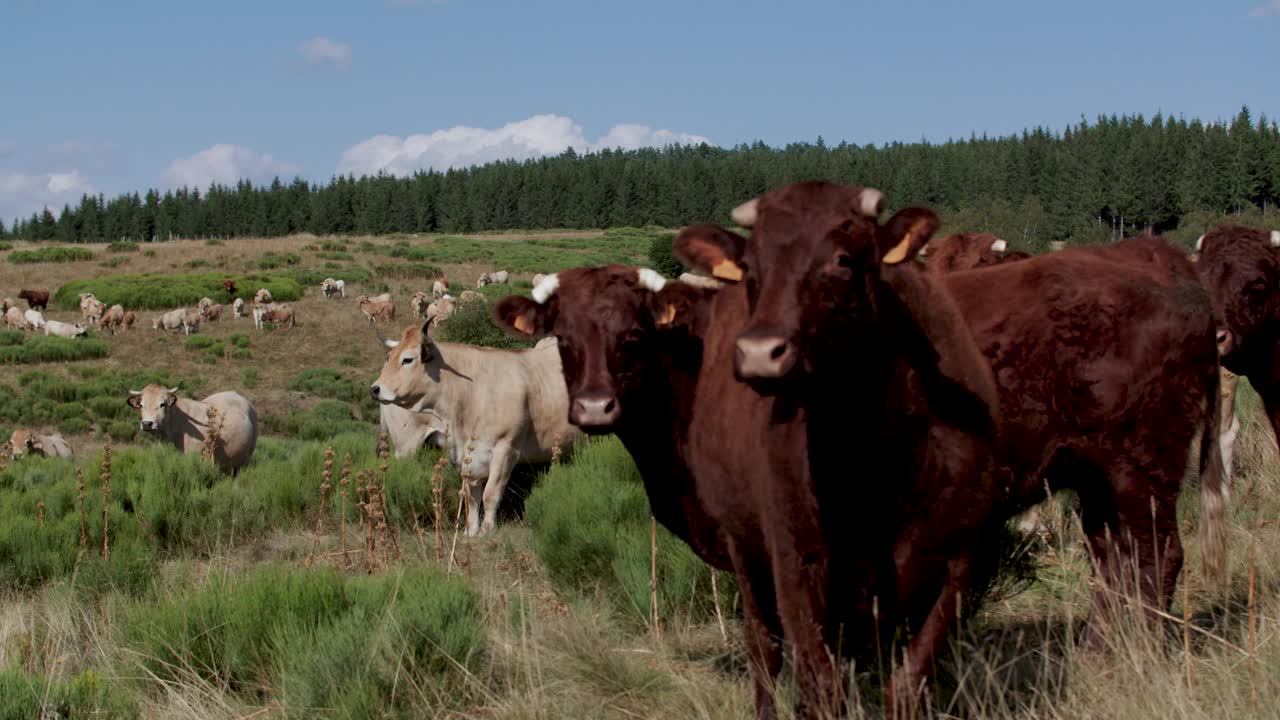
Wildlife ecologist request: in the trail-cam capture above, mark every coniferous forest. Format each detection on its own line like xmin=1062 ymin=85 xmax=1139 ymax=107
xmin=6 ymin=108 xmax=1280 ymax=252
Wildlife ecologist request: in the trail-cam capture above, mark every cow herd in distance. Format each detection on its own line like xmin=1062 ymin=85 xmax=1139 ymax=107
xmin=2 ymin=179 xmax=1277 ymax=719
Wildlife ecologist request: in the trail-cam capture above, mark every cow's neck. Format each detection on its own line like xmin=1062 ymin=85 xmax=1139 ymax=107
xmin=164 ymin=397 xmax=210 ymax=446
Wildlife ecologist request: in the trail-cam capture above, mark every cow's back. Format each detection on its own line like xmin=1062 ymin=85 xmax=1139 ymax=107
xmin=201 ymin=391 xmax=259 ymax=472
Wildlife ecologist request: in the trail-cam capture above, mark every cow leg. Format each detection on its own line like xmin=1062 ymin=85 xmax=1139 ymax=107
xmin=769 ymin=548 xmax=842 ymax=719
xmin=479 ymin=444 xmax=517 ymax=535
xmin=885 ymin=552 xmax=973 ymax=720
xmin=732 ymin=551 xmax=784 ymax=720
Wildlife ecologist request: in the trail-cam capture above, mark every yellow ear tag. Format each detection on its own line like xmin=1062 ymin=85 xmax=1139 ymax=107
xmin=711 ymin=259 xmax=744 ymax=282
xmin=513 ymin=314 xmax=536 ymax=335
xmin=656 ymin=302 xmax=677 ymax=326
xmin=882 ymin=220 xmax=930 ymax=265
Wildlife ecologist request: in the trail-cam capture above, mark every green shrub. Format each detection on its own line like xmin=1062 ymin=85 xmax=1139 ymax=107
xmin=205 ymin=238 xmax=224 ymax=246
xmin=184 ymin=258 xmax=210 ymax=269
xmin=265 ymin=401 xmax=373 ymax=440
xmin=647 ymin=230 xmax=684 ymax=278
xmin=57 ymin=417 xmax=90 ymax=435
xmin=142 ymin=249 xmax=156 ymax=258
xmin=106 ymin=419 xmax=138 ymax=442
xmin=0 ymin=335 xmax=109 ymax=364
xmin=53 ymin=272 xmax=303 ymax=310
xmin=291 ymin=264 xmax=374 ymax=287
xmin=257 ymin=251 xmax=301 ymax=270
xmin=0 ymin=331 xmax=22 ymax=347
xmin=373 ymin=262 xmax=442 ymax=280
xmin=121 ymin=564 xmax=485 ymax=714
xmin=8 ymin=246 xmax=95 ymax=264
xmin=98 ymin=256 xmax=129 ymax=268
xmin=0 ymin=668 xmax=137 ymax=719
xmin=314 ymin=250 xmax=354 ymax=261
xmin=319 ymin=239 xmax=349 ymax=251
xmin=526 ymin=437 xmax=735 ymax=626
xmin=435 ymin=295 xmax=535 ymax=350
xmin=0 ymin=241 xmax=12 ymax=251
xmin=107 ymin=240 xmax=139 ymax=253
xmin=242 ymin=367 xmax=259 ymax=388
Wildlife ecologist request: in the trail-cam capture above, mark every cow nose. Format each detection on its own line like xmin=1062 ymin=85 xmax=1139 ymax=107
xmin=735 ymin=335 xmax=798 ymax=379
xmin=370 ymin=385 xmax=381 ymax=400
xmin=1217 ymin=328 xmax=1233 ymax=356
xmin=140 ymin=420 xmax=155 ymax=431
xmin=571 ymin=394 xmax=621 ymax=427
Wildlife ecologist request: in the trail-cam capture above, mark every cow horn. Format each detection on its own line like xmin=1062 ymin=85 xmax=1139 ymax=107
xmin=128 ymin=389 xmax=142 ymax=396
xmin=990 ymin=238 xmax=1008 ymax=253
xmin=1271 ymin=230 xmax=1280 ymax=248
xmin=374 ymin=324 xmax=398 ymax=348
xmin=1195 ymin=234 xmax=1205 ymax=252
xmin=531 ymin=273 xmax=561 ymax=304
xmin=731 ymin=198 xmax=759 ymax=227
xmin=636 ymin=268 xmax=667 ymax=293
xmin=854 ymin=187 xmax=885 ymax=218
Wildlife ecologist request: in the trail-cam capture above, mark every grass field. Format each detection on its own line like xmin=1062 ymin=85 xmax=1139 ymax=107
xmin=0 ymin=229 xmax=1277 ymax=719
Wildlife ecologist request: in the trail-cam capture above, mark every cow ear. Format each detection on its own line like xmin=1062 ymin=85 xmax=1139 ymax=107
xmin=647 ymin=283 xmax=704 ymax=330
xmin=878 ymin=208 xmax=940 ymax=265
xmin=126 ymin=394 xmax=142 ymax=409
xmin=493 ymin=296 xmax=553 ymax=337
xmin=673 ymin=225 xmax=746 ymax=283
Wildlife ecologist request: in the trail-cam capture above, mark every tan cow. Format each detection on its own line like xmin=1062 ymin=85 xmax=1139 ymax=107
xmin=366 ymin=292 xmax=392 ymax=303
xmin=476 ymin=270 xmax=510 ymax=288
xmin=127 ymin=384 xmax=259 ymax=474
xmin=371 ymin=321 xmax=582 ymax=535
xmin=9 ymin=428 xmax=74 ymax=459
xmin=425 ymin=295 xmax=457 ymax=325
xmin=458 ymin=290 xmax=484 ymax=305
xmin=82 ymin=297 xmax=105 ymax=326
xmin=410 ymin=291 xmax=431 ymax=320
xmin=379 ymin=402 xmax=447 ymax=459
xmin=153 ymin=308 xmax=187 ymax=333
xmin=254 ymin=288 xmax=274 ymax=305
xmin=100 ymin=304 xmax=126 ymax=334
xmin=121 ymin=310 xmax=136 ymax=330
xmin=197 ymin=297 xmax=215 ymax=313
xmin=201 ymin=303 xmax=223 ymax=322
xmin=357 ymin=296 xmax=395 ymax=324
xmin=431 ymin=279 xmax=448 ymax=300
xmin=182 ymin=310 xmax=202 ymax=335
xmin=44 ymin=320 xmax=86 ymax=338
xmin=4 ymin=306 xmax=29 ymax=330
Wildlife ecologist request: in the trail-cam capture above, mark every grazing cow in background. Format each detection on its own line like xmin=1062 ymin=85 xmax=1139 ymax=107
xmin=379 ymin=402 xmax=447 ymax=459
xmin=223 ymin=278 xmax=237 ymax=298
xmin=254 ymin=305 xmax=295 ymax=329
xmin=671 ymin=182 xmax=1003 ymax=716
xmin=254 ymin=288 xmax=273 ymax=305
xmin=127 ymin=384 xmax=259 ymax=474
xmin=928 ymin=235 xmax=1227 ymax=652
xmin=82 ymin=297 xmax=105 ymax=326
xmin=410 ymin=291 xmax=431 ymax=319
xmin=154 ymin=308 xmax=186 ymax=333
xmin=357 ymin=296 xmax=395 ymax=324
xmin=5 ymin=306 xmax=29 ymax=330
xmin=432 ymin=279 xmax=448 ymax=300
xmin=18 ymin=288 xmax=49 ymax=311
xmin=0 ymin=298 xmax=11 ymax=314
xmin=232 ymin=297 xmax=245 ymax=319
xmin=321 ymin=278 xmax=346 ymax=299
xmin=425 ymin=295 xmax=457 ymax=325
xmin=370 ymin=320 xmax=583 ymax=536
xmin=458 ymin=290 xmax=484 ymax=305
xmin=1197 ymin=226 xmax=1280 ymax=474
xmin=121 ymin=310 xmax=136 ymax=331
xmin=494 ymin=268 xmax=732 ymax=572
xmin=197 ymin=297 xmax=215 ymax=313
xmin=24 ymin=309 xmax=46 ymax=330
xmin=366 ymin=292 xmax=392 ymax=303
xmin=476 ymin=270 xmax=510 ymax=287
xmin=530 ymin=273 xmax=546 ymax=289
xmin=9 ymin=429 xmax=73 ymax=459
xmin=44 ymin=320 xmax=86 ymax=338
xmin=201 ymin=303 xmax=223 ymax=322
xmin=182 ymin=310 xmax=202 ymax=335
xmin=676 ymin=271 xmax=725 ymax=290
xmin=923 ymin=233 xmax=1010 ymax=273
xmin=99 ymin=304 xmax=126 ymax=334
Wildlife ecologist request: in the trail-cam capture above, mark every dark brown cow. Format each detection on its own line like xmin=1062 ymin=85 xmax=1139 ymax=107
xmin=18 ymin=288 xmax=49 ymax=311
xmin=672 ymin=182 xmax=1004 ymax=717
xmin=923 ymin=232 xmax=1009 ymax=272
xmin=934 ymin=237 xmax=1228 ymax=642
xmin=1197 ymin=225 xmax=1280 ymax=451
xmin=493 ymin=267 xmax=730 ymax=569
xmin=222 ymin=278 xmax=237 ymax=298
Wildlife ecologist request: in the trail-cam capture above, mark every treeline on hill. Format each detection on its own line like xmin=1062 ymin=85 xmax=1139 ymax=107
xmin=4 ymin=108 xmax=1280 ymax=251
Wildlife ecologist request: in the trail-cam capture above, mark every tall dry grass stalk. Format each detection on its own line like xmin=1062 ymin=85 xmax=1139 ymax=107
xmin=377 ymin=432 xmax=401 ymax=562
xmin=1249 ymin=516 xmax=1258 ymax=716
xmin=201 ymin=405 xmax=223 ymax=466
xmin=551 ymin=433 xmax=563 ymax=466
xmin=339 ymin=453 xmax=352 ymax=568
xmin=76 ymin=466 xmax=86 ymax=548
xmin=431 ymin=447 xmax=448 ymax=565
xmin=36 ymin=500 xmax=45 ymax=528
xmin=100 ymin=442 xmax=111 ymax=561
xmin=305 ymin=447 xmax=335 ymax=568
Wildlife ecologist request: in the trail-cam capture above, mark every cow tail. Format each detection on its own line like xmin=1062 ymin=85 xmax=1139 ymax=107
xmin=1198 ymin=361 xmax=1228 ymax=585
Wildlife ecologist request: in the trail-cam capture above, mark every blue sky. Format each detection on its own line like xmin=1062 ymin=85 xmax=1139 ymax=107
xmin=1 ymin=0 xmax=1277 ymax=222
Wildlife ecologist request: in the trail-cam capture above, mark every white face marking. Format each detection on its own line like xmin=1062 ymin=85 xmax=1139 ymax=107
xmin=731 ymin=197 xmax=759 ymax=227
xmin=636 ymin=268 xmax=667 ymax=292
xmin=990 ymin=238 xmax=1008 ymax=253
xmin=858 ymin=188 xmax=885 ymax=218
xmin=1195 ymin=234 xmax=1205 ymax=252
xmin=1270 ymin=230 xmax=1280 ymax=248
xmin=531 ymin=273 xmax=561 ymax=304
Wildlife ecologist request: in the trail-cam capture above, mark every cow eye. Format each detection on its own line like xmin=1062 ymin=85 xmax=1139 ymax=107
xmin=401 ymin=355 xmax=414 ymax=366
xmin=835 ymin=253 xmax=856 ymax=269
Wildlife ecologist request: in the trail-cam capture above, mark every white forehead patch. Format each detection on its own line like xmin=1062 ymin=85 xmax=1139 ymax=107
xmin=990 ymin=238 xmax=1007 ymax=253
xmin=1196 ymin=234 xmax=1205 ymax=252
xmin=636 ymin=268 xmax=667 ymax=293
xmin=858 ymin=188 xmax=885 ymax=218
xmin=531 ymin=273 xmax=561 ymax=304
xmin=1271 ymin=230 xmax=1280 ymax=248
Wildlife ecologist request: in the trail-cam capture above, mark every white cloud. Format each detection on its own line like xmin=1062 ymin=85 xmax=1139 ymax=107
xmin=337 ymin=113 xmax=710 ymax=177
xmin=0 ymin=170 xmax=94 ymax=221
xmin=1249 ymin=0 xmax=1280 ymax=16
xmin=164 ymin=144 xmax=301 ymax=189
xmin=298 ymin=36 xmax=352 ymax=67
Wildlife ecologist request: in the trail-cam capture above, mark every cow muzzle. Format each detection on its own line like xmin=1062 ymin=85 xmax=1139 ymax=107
xmin=734 ymin=334 xmax=798 ymax=380
xmin=370 ymin=384 xmax=396 ymax=403
xmin=570 ymin=393 xmax=621 ymax=429
xmin=140 ymin=420 xmax=157 ymax=431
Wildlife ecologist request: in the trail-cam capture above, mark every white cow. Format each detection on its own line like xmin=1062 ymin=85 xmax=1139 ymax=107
xmin=321 ymin=278 xmax=346 ymax=299
xmin=232 ymin=297 xmax=245 ymax=319
xmin=431 ymin=280 xmax=448 ymax=300
xmin=371 ymin=321 xmax=582 ymax=535
xmin=44 ymin=320 xmax=86 ymax=338
xmin=127 ymin=384 xmax=259 ymax=475
xmin=153 ymin=308 xmax=187 ymax=333
xmin=9 ymin=428 xmax=74 ymax=459
xmin=24 ymin=309 xmax=45 ymax=330
xmin=476 ymin=271 xmax=510 ymax=288
xmin=4 ymin=307 xmax=28 ymax=330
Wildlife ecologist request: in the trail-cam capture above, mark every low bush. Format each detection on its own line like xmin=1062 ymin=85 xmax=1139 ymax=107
xmin=121 ymin=564 xmax=486 ymax=714
xmin=8 ymin=246 xmax=95 ymax=264
xmin=314 ymin=250 xmax=354 ymax=261
xmin=53 ymin=272 xmax=303 ymax=310
xmin=435 ymin=295 xmax=535 ymax=350
xmin=107 ymin=240 xmax=139 ymax=253
xmin=526 ymin=437 xmax=736 ymax=626
xmin=373 ymin=262 xmax=442 ymax=280
xmin=184 ymin=259 xmax=210 ymax=269
xmin=242 ymin=367 xmax=259 ymax=388
xmin=0 ymin=368 xmax=180 ymax=436
xmin=0 ymin=241 xmax=12 ymax=251
xmin=0 ymin=334 xmax=109 ymax=364
xmin=264 ymin=400 xmax=373 ymax=439
xmin=647 ymin=230 xmax=684 ymax=278
xmin=257 ymin=251 xmax=301 ymax=270
xmin=291 ymin=264 xmax=374 ymax=288
xmin=0 ymin=668 xmax=137 ymax=719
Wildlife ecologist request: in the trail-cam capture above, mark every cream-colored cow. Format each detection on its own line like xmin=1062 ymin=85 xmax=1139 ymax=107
xmin=127 ymin=384 xmax=259 ymax=475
